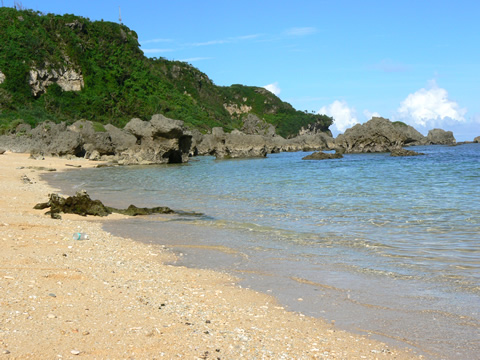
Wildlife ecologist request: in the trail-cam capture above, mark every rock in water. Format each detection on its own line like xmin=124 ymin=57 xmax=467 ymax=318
xmin=34 ymin=190 xmax=186 ymax=219
xmin=390 ymin=149 xmax=425 ymax=157
xmin=302 ymin=151 xmax=343 ymax=160
xmin=425 ymin=129 xmax=456 ymax=145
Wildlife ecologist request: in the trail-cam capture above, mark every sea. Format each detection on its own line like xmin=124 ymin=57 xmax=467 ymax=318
xmin=45 ymin=144 xmax=480 ymax=360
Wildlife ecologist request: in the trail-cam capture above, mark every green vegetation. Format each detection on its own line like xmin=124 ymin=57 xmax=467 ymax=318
xmin=0 ymin=7 xmax=332 ymax=136
xmin=392 ymin=121 xmax=408 ymax=127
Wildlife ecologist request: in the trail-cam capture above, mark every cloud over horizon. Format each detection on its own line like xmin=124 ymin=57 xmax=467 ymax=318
xmin=263 ymin=82 xmax=281 ymax=96
xmin=396 ymin=80 xmax=467 ymax=128
xmin=318 ymin=100 xmax=359 ymax=133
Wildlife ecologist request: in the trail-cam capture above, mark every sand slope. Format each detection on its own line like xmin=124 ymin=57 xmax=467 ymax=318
xmin=0 ymin=153 xmax=422 ymax=359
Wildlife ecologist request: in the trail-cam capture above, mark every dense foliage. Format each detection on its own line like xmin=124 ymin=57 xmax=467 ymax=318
xmin=0 ymin=7 xmax=332 ymax=136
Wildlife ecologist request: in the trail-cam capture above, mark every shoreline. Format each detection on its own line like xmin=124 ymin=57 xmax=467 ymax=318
xmin=0 ymin=152 xmax=423 ymax=359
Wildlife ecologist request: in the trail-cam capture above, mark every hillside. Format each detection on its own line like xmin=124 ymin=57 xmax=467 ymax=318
xmin=0 ymin=7 xmax=333 ymax=137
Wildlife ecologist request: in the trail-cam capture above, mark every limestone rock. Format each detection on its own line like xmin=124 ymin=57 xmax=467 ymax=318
xmin=104 ymin=124 xmax=137 ymax=151
xmin=425 ymin=129 xmax=456 ymax=145
xmin=68 ymin=120 xmax=115 ymax=156
xmin=214 ymin=130 xmax=268 ymax=159
xmin=390 ymin=148 xmax=425 ymax=157
xmin=335 ymin=117 xmax=407 ymax=153
xmin=29 ymin=66 xmax=84 ymax=96
xmin=474 ymin=136 xmax=480 ymax=143
xmin=392 ymin=122 xmax=426 ymax=145
xmin=298 ymin=121 xmax=333 ymax=138
xmin=121 ymin=115 xmax=192 ymax=164
xmin=241 ymin=114 xmax=276 ymax=136
xmin=302 ymin=151 xmax=343 ymax=160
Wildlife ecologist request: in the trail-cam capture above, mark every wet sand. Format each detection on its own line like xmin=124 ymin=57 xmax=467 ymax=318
xmin=0 ymin=152 xmax=423 ymax=359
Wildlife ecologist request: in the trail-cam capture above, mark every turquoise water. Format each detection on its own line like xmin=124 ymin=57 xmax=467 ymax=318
xmin=47 ymin=144 xmax=480 ymax=359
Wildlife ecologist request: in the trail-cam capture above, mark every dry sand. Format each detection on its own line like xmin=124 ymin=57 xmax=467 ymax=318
xmin=0 ymin=152 xmax=424 ymax=359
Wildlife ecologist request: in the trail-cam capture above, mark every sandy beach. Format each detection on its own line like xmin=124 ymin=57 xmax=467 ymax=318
xmin=0 ymin=152 xmax=423 ymax=359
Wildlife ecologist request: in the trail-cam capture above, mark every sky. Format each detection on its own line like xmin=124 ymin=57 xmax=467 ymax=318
xmin=10 ymin=0 xmax=480 ymax=141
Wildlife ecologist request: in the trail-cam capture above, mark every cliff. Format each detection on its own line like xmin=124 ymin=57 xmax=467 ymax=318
xmin=0 ymin=7 xmax=332 ymax=138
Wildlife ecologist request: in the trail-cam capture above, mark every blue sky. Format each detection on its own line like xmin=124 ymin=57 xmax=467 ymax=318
xmin=13 ymin=0 xmax=480 ymax=140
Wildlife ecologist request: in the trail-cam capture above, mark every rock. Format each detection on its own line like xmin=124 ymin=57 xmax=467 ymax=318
xmin=392 ymin=121 xmax=426 ymax=145
xmin=298 ymin=120 xmax=333 ymax=138
xmin=335 ymin=117 xmax=407 ymax=153
xmin=194 ymin=127 xmax=335 ymax=158
xmin=34 ymin=191 xmax=112 ymax=219
xmin=0 ymin=115 xmax=192 ymax=164
xmin=68 ymin=120 xmax=115 ymax=156
xmin=29 ymin=66 xmax=84 ymax=97
xmin=34 ymin=190 xmax=196 ymax=218
xmin=121 ymin=115 xmax=192 ymax=164
xmin=425 ymin=129 xmax=456 ymax=145
xmin=390 ymin=148 xmax=425 ymax=157
xmin=206 ymin=129 xmax=269 ymax=159
xmin=302 ymin=151 xmax=343 ymax=160
xmin=110 ymin=204 xmax=174 ymax=216
xmin=473 ymin=136 xmax=480 ymax=143
xmin=0 ymin=69 xmax=5 ymax=84
xmin=241 ymin=114 xmax=276 ymax=136
xmin=0 ymin=148 xmax=5 ymax=154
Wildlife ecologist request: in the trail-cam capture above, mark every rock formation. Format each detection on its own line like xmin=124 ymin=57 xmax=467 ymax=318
xmin=241 ymin=114 xmax=276 ymax=136
xmin=302 ymin=151 xmax=343 ymax=160
xmin=390 ymin=149 xmax=425 ymax=157
xmin=0 ymin=115 xmax=193 ymax=165
xmin=29 ymin=66 xmax=84 ymax=96
xmin=0 ymin=70 xmax=5 ymax=84
xmin=474 ymin=136 xmax=480 ymax=143
xmin=335 ymin=117 xmax=407 ymax=153
xmin=425 ymin=129 xmax=456 ymax=145
xmin=34 ymin=190 xmax=176 ymax=219
xmin=392 ymin=122 xmax=426 ymax=145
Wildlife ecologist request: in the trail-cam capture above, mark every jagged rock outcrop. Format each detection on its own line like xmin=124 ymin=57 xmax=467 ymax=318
xmin=474 ymin=136 xmax=480 ymax=143
xmin=298 ymin=120 xmax=333 ymax=138
xmin=390 ymin=149 xmax=425 ymax=157
xmin=302 ymin=151 xmax=343 ymax=160
xmin=29 ymin=66 xmax=84 ymax=96
xmin=241 ymin=114 xmax=276 ymax=136
xmin=194 ymin=126 xmax=335 ymax=159
xmin=0 ymin=115 xmax=192 ymax=164
xmin=68 ymin=120 xmax=116 ymax=158
xmin=335 ymin=117 xmax=408 ymax=153
xmin=34 ymin=190 xmax=176 ymax=219
xmin=196 ymin=128 xmax=268 ymax=159
xmin=120 ymin=114 xmax=192 ymax=164
xmin=392 ymin=122 xmax=426 ymax=145
xmin=425 ymin=129 xmax=456 ymax=145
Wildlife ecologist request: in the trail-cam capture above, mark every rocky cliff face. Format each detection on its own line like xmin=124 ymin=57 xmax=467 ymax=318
xmin=29 ymin=66 xmax=84 ymax=97
xmin=0 ymin=115 xmax=192 ymax=165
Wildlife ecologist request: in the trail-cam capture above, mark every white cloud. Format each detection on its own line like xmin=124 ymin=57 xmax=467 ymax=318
xmin=263 ymin=82 xmax=281 ymax=96
xmin=284 ymin=27 xmax=317 ymax=36
xmin=180 ymin=57 xmax=213 ymax=63
xmin=363 ymin=110 xmax=381 ymax=120
xmin=142 ymin=48 xmax=174 ymax=54
xmin=318 ymin=100 xmax=359 ymax=133
xmin=141 ymin=38 xmax=173 ymax=44
xmin=396 ymin=80 xmax=467 ymax=128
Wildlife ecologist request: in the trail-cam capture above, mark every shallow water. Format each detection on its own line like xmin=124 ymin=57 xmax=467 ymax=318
xmin=46 ymin=144 xmax=480 ymax=359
